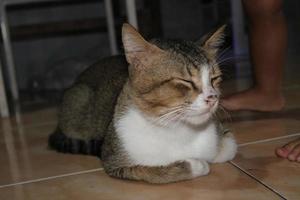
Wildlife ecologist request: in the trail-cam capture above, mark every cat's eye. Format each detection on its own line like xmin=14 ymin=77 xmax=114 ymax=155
xmin=211 ymin=75 xmax=222 ymax=86
xmin=175 ymin=78 xmax=197 ymax=88
xmin=172 ymin=79 xmax=194 ymax=93
xmin=181 ymin=79 xmax=194 ymax=85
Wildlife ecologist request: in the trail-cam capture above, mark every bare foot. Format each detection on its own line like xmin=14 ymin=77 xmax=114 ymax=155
xmin=275 ymin=138 xmax=300 ymax=162
xmin=221 ymin=88 xmax=285 ymax=112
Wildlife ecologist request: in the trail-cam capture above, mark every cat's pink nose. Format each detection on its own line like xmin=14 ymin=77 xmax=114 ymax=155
xmin=205 ymin=95 xmax=218 ymax=106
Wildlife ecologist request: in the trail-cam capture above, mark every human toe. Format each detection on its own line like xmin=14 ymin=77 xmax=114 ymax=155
xmin=287 ymin=144 xmax=300 ymax=162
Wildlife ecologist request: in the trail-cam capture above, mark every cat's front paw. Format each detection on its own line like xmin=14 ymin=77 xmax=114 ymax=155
xmin=212 ymin=132 xmax=237 ymax=163
xmin=186 ymin=159 xmax=210 ymax=177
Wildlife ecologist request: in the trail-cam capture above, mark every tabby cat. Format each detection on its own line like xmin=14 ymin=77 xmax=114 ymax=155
xmin=49 ymin=23 xmax=237 ymax=184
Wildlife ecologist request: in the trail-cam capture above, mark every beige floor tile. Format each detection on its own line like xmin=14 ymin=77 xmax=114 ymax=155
xmin=226 ymin=117 xmax=300 ymax=145
xmin=221 ymin=86 xmax=300 ymax=144
xmin=0 ymin=70 xmax=298 ymax=198
xmin=232 ymin=136 xmax=300 ymax=200
xmin=0 ymin=163 xmax=281 ymax=200
xmin=18 ymin=108 xmax=58 ymax=126
xmin=220 ymin=78 xmax=300 ymax=144
xmin=0 ymin=119 xmax=101 ymax=186
xmin=0 ymin=107 xmax=58 ymax=131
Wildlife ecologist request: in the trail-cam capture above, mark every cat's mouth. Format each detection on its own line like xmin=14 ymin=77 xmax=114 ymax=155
xmin=188 ymin=101 xmax=219 ymax=115
xmin=187 ymin=109 xmax=211 ymax=117
xmin=183 ymin=112 xmax=212 ymax=126
xmin=182 ymin=102 xmax=218 ymax=125
xmin=153 ymin=101 xmax=219 ymax=127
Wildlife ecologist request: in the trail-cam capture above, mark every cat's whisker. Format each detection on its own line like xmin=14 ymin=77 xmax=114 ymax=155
xmin=170 ymin=111 xmax=187 ymax=126
xmin=159 ymin=104 xmax=189 ymax=118
xmin=158 ymin=108 xmax=183 ymax=121
xmin=154 ymin=108 xmax=185 ymax=126
xmin=212 ymin=110 xmax=222 ymax=121
xmin=216 ymin=56 xmax=238 ymax=66
xmin=167 ymin=111 xmax=185 ymax=124
xmin=157 ymin=108 xmax=187 ymax=127
xmin=185 ymin=106 xmax=209 ymax=113
xmin=164 ymin=113 xmax=182 ymax=127
xmin=216 ymin=46 xmax=231 ymax=61
xmin=217 ymin=105 xmax=232 ymax=122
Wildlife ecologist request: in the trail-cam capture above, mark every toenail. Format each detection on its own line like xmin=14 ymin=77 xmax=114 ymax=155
xmin=288 ymin=155 xmax=295 ymax=161
xmin=276 ymin=149 xmax=285 ymax=156
xmin=277 ymin=148 xmax=288 ymax=156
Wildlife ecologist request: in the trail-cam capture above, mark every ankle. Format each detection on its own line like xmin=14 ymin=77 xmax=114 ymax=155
xmin=221 ymin=87 xmax=285 ymax=112
xmin=252 ymin=86 xmax=283 ymax=98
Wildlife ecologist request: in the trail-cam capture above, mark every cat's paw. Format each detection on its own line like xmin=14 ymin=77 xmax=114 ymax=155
xmin=212 ymin=132 xmax=237 ymax=163
xmin=186 ymin=159 xmax=210 ymax=177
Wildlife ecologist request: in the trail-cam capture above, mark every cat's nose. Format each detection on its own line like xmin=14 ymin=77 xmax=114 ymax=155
xmin=207 ymin=94 xmax=218 ymax=99
xmin=205 ymin=94 xmax=218 ymax=106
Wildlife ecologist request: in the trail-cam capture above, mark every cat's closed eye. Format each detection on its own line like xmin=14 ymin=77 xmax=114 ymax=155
xmin=171 ymin=79 xmax=194 ymax=95
xmin=211 ymin=75 xmax=222 ymax=87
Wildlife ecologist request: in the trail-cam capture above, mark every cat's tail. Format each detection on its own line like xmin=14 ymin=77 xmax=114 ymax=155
xmin=48 ymin=128 xmax=102 ymax=158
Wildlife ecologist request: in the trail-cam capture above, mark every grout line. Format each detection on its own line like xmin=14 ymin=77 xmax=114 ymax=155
xmin=229 ymin=161 xmax=287 ymax=200
xmin=0 ymin=121 xmax=57 ymax=134
xmin=21 ymin=121 xmax=57 ymax=129
xmin=0 ymin=168 xmax=104 ymax=189
xmin=238 ymin=132 xmax=300 ymax=147
xmin=14 ymin=121 xmax=57 ymax=130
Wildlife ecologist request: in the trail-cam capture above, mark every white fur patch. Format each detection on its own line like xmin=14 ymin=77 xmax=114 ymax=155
xmin=212 ymin=133 xmax=237 ymax=163
xmin=116 ymin=107 xmax=220 ymax=166
xmin=184 ymin=65 xmax=219 ymax=125
xmin=186 ymin=159 xmax=210 ymax=177
xmin=201 ymin=65 xmax=220 ymax=99
xmin=201 ymin=65 xmax=211 ymax=89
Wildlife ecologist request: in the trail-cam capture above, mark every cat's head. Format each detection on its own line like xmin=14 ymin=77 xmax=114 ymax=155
xmin=122 ymin=23 xmax=225 ymax=126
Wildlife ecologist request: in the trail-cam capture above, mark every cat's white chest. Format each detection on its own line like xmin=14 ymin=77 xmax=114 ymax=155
xmin=115 ymin=107 xmax=219 ymax=166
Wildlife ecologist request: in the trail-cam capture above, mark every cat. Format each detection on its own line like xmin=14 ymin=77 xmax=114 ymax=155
xmin=49 ymin=23 xmax=237 ymax=184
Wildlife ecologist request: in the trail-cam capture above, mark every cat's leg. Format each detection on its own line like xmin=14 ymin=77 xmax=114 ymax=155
xmin=59 ymin=83 xmax=95 ymax=140
xmin=105 ymin=159 xmax=210 ymax=184
xmin=212 ymin=132 xmax=237 ymax=163
xmin=49 ymin=84 xmax=104 ymax=156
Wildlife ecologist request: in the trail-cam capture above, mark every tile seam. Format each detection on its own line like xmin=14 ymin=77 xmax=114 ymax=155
xmin=230 ymin=161 xmax=287 ymax=200
xmin=0 ymin=168 xmax=104 ymax=189
xmin=238 ymin=132 xmax=300 ymax=147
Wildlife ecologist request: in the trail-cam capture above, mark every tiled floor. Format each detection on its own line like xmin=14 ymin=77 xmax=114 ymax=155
xmin=1 ymin=66 xmax=300 ymax=199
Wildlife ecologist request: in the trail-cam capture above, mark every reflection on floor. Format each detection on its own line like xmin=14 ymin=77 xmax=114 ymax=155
xmin=1 ymin=59 xmax=300 ymax=200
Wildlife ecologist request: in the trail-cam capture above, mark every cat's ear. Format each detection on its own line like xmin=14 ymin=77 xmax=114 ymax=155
xmin=122 ymin=23 xmax=163 ymax=66
xmin=197 ymin=25 xmax=226 ymax=56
